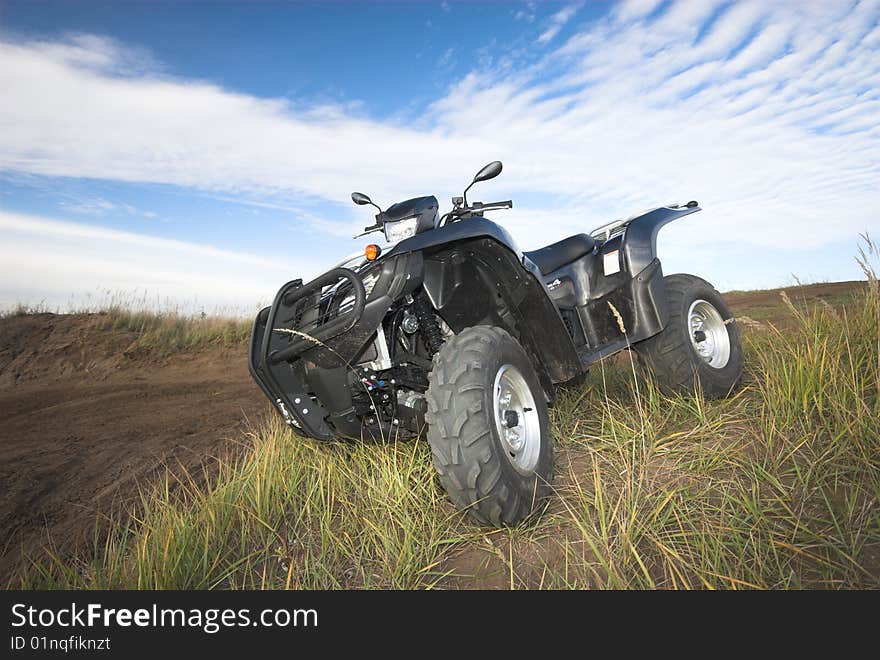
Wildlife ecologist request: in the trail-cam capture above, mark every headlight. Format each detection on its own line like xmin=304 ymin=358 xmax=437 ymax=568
xmin=383 ymin=216 xmax=419 ymax=243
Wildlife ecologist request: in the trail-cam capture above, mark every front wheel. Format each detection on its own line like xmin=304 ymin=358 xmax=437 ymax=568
xmin=633 ymin=274 xmax=743 ymax=398
xmin=425 ymin=326 xmax=553 ymax=526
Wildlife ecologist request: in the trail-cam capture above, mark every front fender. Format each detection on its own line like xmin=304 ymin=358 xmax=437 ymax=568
xmin=385 ymin=216 xmax=521 ymax=259
xmin=419 ymin=237 xmax=581 ymax=390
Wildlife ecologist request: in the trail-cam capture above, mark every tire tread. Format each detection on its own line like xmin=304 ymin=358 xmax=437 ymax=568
xmin=426 ymin=325 xmax=551 ymax=526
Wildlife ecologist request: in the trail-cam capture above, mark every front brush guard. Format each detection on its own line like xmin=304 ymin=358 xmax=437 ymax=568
xmin=248 ymin=268 xmax=365 ymax=440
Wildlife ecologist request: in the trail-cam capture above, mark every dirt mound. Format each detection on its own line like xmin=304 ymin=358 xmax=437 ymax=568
xmin=0 ymin=313 xmax=268 ymax=585
xmin=0 ymin=313 xmax=142 ymax=388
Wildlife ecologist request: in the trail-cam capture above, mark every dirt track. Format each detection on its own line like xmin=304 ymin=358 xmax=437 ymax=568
xmin=0 ymin=282 xmax=865 ymax=585
xmin=0 ymin=314 xmax=266 ymax=584
xmin=723 ymin=280 xmax=866 ymax=324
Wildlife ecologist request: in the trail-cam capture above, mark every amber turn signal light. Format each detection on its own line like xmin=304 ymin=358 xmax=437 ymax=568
xmin=365 ymin=244 xmax=381 ymax=261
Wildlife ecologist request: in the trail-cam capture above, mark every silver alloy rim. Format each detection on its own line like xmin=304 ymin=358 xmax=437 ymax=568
xmin=492 ymin=364 xmax=541 ymax=474
xmin=687 ymin=299 xmax=731 ymax=368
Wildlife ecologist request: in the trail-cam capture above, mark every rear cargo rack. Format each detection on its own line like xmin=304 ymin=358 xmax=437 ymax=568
xmin=590 ymin=217 xmax=631 ymax=243
xmin=590 ymin=202 xmax=690 ymax=243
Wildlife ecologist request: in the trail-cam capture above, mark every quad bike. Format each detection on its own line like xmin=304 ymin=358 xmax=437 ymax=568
xmin=249 ymin=161 xmax=743 ymax=526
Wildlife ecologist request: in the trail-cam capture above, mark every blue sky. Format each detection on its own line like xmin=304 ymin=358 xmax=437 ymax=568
xmin=1 ymin=0 xmax=878 ymax=313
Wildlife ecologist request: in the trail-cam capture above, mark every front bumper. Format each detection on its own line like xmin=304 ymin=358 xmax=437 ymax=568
xmin=249 ymin=252 xmax=425 ymax=440
xmin=248 ymin=268 xmax=366 ymax=440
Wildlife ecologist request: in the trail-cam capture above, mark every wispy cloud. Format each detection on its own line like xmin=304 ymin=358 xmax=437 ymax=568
xmin=537 ymin=3 xmax=582 ymax=45
xmin=57 ymin=196 xmax=156 ymax=218
xmin=0 ymin=33 xmax=473 ymax=208
xmin=514 ymin=3 xmax=537 ymax=25
xmin=58 ymin=197 xmax=117 ymax=215
xmin=613 ymin=0 xmax=665 ymax=23
xmin=1 ymin=0 xmax=879 ymax=300
xmin=437 ymin=47 xmax=456 ymax=70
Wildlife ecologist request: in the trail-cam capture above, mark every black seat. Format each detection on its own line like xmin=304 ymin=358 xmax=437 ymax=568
xmin=523 ymin=234 xmax=596 ymax=276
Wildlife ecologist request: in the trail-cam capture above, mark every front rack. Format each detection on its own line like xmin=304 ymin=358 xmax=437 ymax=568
xmin=248 ymin=267 xmax=366 ymax=440
xmin=267 ymin=268 xmax=366 ymax=365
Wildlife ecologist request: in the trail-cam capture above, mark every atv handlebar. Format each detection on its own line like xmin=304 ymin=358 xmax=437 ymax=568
xmin=440 ymin=199 xmax=513 ymax=226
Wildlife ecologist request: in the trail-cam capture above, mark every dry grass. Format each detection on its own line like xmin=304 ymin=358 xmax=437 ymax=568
xmin=95 ymin=307 xmax=250 ymax=351
xmin=16 ymin=239 xmax=880 ymax=589
xmin=4 ymin=291 xmax=252 ymax=352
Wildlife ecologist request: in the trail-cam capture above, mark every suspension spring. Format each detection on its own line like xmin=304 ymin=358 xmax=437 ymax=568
xmin=411 ymin=293 xmax=443 ymax=356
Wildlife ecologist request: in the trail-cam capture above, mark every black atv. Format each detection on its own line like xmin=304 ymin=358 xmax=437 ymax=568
xmin=249 ymin=161 xmax=743 ymax=526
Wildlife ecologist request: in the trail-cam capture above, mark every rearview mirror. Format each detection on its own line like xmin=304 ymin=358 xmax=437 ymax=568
xmin=473 ymin=161 xmax=502 ymax=183
xmin=351 ymin=192 xmax=372 ymax=206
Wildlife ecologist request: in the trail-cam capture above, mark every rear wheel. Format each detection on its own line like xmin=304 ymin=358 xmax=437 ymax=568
xmin=633 ymin=274 xmax=743 ymax=398
xmin=425 ymin=326 xmax=553 ymax=526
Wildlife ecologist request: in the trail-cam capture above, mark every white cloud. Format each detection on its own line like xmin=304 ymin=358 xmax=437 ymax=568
xmin=722 ymin=21 xmax=792 ymax=75
xmin=1 ymin=0 xmax=879 ymax=301
xmin=697 ymin=2 xmax=769 ymax=58
xmin=0 ymin=211 xmax=326 ymax=313
xmin=537 ymin=4 xmax=582 ymax=45
xmin=55 ymin=196 xmax=157 ymax=218
xmin=613 ymin=0 xmax=664 ymax=23
xmin=0 ymin=35 xmax=483 ymax=206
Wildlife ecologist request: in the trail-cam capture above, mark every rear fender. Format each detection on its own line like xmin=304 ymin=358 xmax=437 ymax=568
xmin=575 ymin=203 xmax=700 ymax=356
xmin=621 ymin=204 xmax=701 ymax=274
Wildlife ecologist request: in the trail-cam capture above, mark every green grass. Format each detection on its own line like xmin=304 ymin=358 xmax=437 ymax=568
xmin=16 ymin=241 xmax=880 ymax=589
xmin=23 ymin=431 xmax=462 ymax=589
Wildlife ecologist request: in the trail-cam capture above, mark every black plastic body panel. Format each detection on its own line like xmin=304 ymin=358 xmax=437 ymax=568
xmin=535 ymin=204 xmax=701 ymax=368
xmin=576 ymin=258 xmax=668 ymax=366
xmin=388 ymin=217 xmax=582 ymax=388
xmin=419 ymin=238 xmax=581 ymax=390
xmin=382 ymin=195 xmax=440 ymax=233
xmin=386 ymin=216 xmax=520 ymax=260
xmin=622 ymin=205 xmax=700 ymax=273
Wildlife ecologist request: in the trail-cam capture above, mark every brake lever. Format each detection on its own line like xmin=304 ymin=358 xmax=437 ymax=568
xmin=443 ymin=200 xmax=513 ymax=224
xmin=353 ymin=223 xmax=381 ymax=239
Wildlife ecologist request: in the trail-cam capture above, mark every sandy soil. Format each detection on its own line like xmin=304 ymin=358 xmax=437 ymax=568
xmin=0 ymin=314 xmax=266 ymax=584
